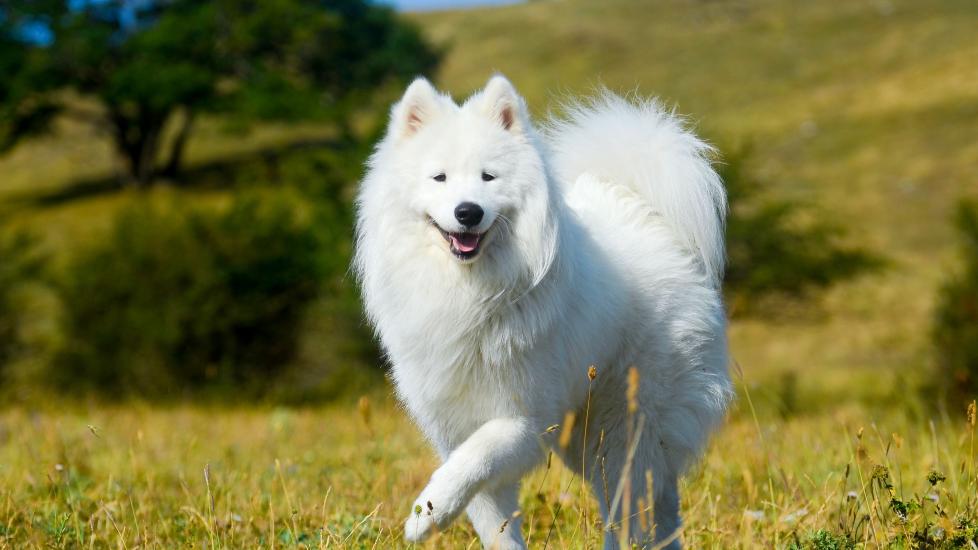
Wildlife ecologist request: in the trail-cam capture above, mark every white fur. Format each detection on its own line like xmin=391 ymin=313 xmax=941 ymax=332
xmin=354 ymin=75 xmax=732 ymax=550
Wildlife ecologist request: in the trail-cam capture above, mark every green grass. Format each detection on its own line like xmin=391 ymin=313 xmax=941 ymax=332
xmin=1 ymin=0 xmax=978 ymax=547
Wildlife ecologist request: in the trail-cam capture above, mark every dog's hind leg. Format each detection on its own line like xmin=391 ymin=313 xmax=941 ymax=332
xmin=651 ymin=467 xmax=681 ymax=550
xmin=587 ymin=414 xmax=684 ymax=550
xmin=466 ymin=482 xmax=526 ymax=550
xmin=586 ymin=428 xmax=653 ymax=549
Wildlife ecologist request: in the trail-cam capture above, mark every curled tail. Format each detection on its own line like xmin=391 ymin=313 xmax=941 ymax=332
xmin=547 ymin=91 xmax=727 ymax=286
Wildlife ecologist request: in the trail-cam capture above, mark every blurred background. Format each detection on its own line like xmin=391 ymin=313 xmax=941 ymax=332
xmin=2 ymin=0 xmax=978 ymax=547
xmin=1 ymin=0 xmax=975 ymax=409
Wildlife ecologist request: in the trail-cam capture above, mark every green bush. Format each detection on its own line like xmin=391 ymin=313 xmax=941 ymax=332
xmin=788 ymin=529 xmax=856 ymax=550
xmin=0 ymin=231 xmax=44 ymax=379
xmin=722 ymin=146 xmax=882 ymax=314
xmin=54 ymin=191 xmax=326 ymax=396
xmin=240 ymin=146 xmax=385 ymax=402
xmin=934 ymin=200 xmax=978 ymax=404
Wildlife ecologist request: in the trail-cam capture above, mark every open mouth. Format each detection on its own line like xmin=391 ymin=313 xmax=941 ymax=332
xmin=429 ymin=219 xmax=489 ymax=260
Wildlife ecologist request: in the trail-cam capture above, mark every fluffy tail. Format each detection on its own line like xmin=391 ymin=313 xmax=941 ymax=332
xmin=547 ymin=91 xmax=727 ymax=286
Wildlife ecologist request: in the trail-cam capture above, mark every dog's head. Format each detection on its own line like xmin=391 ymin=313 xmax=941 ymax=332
xmin=366 ymin=75 xmax=557 ymax=285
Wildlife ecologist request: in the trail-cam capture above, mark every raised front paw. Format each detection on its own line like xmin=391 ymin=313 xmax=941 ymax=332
xmin=403 ymin=502 xmax=437 ymax=543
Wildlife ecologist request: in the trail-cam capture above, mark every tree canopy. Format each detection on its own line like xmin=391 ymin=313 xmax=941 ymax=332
xmin=0 ymin=0 xmax=439 ymax=185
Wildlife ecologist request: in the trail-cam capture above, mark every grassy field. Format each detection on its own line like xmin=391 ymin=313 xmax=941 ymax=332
xmin=2 ymin=0 xmax=978 ymax=547
xmin=2 ymin=394 xmax=977 ymax=547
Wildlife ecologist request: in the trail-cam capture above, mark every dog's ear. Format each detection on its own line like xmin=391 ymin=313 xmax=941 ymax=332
xmin=479 ymin=74 xmax=528 ymax=134
xmin=390 ymin=78 xmax=442 ymax=140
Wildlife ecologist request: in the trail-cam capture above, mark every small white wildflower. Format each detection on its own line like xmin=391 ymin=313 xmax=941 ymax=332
xmin=780 ymin=508 xmax=808 ymax=524
xmin=743 ymin=510 xmax=764 ymax=521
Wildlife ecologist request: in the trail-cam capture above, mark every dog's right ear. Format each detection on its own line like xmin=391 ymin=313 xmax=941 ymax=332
xmin=478 ymin=74 xmax=528 ymax=135
xmin=389 ymin=78 xmax=442 ymax=140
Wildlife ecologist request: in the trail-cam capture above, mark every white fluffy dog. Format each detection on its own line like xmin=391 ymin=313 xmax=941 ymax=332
xmin=354 ymin=75 xmax=732 ymax=549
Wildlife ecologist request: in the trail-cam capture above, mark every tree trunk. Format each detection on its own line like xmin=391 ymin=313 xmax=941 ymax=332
xmin=162 ymin=108 xmax=195 ymax=179
xmin=135 ymin=123 xmax=162 ymax=186
xmin=108 ymin=107 xmax=168 ymax=187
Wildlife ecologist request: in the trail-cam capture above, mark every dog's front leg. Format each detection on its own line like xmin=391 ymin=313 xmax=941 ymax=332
xmin=403 ymin=417 xmax=542 ymax=544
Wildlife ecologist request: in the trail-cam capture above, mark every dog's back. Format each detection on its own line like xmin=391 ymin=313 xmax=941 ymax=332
xmin=547 ymin=91 xmax=727 ymax=287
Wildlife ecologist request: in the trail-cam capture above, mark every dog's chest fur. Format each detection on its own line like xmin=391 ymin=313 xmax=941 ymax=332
xmin=384 ymin=272 xmax=571 ymax=447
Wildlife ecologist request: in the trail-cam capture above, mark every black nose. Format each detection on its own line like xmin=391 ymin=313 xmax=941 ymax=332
xmin=454 ymin=202 xmax=484 ymax=228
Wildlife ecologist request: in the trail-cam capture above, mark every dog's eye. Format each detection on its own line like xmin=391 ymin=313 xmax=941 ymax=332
xmin=481 ymin=172 xmax=496 ymax=182
xmin=432 ymin=173 xmax=446 ymax=182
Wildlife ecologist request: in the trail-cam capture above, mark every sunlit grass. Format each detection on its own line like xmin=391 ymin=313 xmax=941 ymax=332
xmin=1 ymin=387 xmax=975 ymax=548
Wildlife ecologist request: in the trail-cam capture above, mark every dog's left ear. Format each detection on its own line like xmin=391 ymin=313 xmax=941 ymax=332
xmin=479 ymin=75 xmax=528 ymax=134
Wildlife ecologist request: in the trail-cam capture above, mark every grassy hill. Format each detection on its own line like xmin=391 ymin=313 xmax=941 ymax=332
xmin=411 ymin=0 xmax=978 ymax=400
xmin=2 ymin=0 xmax=978 ymax=547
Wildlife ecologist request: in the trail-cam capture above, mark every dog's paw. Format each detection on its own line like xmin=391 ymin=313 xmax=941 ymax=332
xmin=403 ymin=472 xmax=465 ymax=542
xmin=403 ymin=504 xmax=437 ymax=543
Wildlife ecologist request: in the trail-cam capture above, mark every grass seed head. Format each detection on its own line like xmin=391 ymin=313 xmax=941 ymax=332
xmin=627 ymin=367 xmax=639 ymax=413
xmin=559 ymin=411 xmax=576 ymax=449
xmin=357 ymin=396 xmax=371 ymax=428
xmin=871 ymin=464 xmax=894 ymax=492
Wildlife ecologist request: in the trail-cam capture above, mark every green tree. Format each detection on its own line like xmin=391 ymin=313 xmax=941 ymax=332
xmin=0 ymin=0 xmax=438 ymax=185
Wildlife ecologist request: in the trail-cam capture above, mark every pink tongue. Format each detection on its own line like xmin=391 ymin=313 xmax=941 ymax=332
xmin=450 ymin=233 xmax=480 ymax=253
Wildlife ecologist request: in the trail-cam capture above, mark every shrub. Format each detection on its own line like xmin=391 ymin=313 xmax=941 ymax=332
xmin=0 ymin=231 xmax=44 ymax=379
xmin=934 ymin=200 xmax=978 ymax=404
xmin=239 ymin=146 xmax=385 ymax=401
xmin=722 ymin=146 xmax=882 ymax=314
xmin=54 ymin=191 xmax=326 ymax=396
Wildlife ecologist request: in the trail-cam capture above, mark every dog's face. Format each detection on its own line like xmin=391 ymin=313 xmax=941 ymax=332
xmin=381 ymin=76 xmax=547 ymax=265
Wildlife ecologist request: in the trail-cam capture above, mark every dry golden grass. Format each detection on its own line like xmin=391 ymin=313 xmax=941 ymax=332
xmin=1 ymin=389 xmax=976 ymax=548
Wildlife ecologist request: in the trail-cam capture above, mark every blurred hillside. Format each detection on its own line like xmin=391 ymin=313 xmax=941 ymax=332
xmin=1 ymin=0 xmax=976 ymax=406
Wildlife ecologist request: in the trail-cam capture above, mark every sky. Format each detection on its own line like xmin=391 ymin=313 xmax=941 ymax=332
xmin=11 ymin=0 xmax=523 ymax=43
xmin=377 ymin=0 xmax=523 ymax=12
